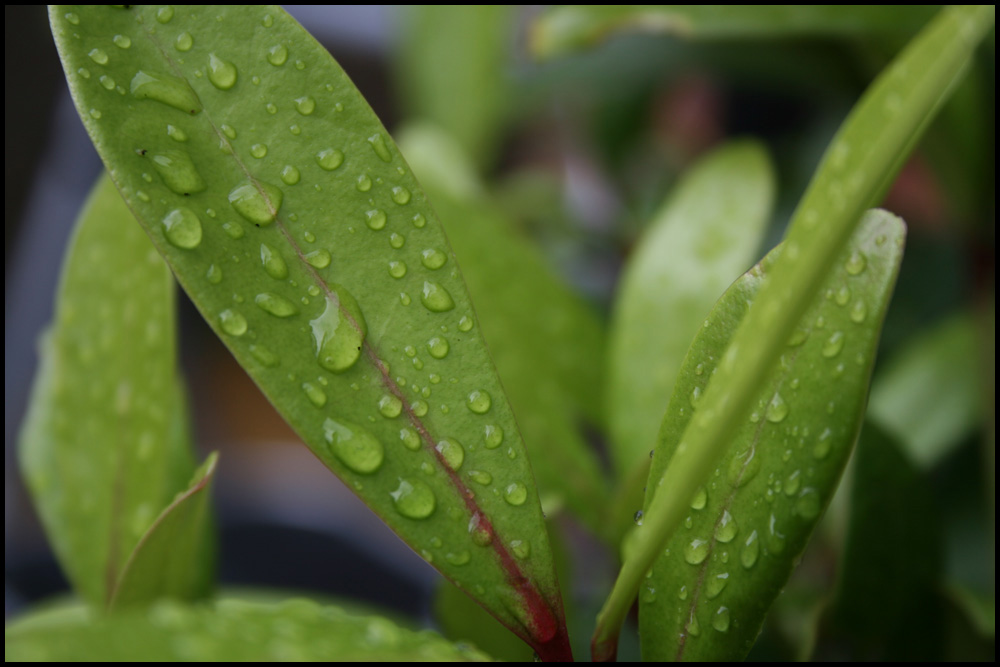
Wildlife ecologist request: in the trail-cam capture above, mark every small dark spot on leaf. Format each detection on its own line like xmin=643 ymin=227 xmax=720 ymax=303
xmin=139 ymin=149 xmax=147 ymax=156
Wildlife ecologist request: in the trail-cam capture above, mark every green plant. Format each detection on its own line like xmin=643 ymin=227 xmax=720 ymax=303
xmin=6 ymin=5 xmax=994 ymax=661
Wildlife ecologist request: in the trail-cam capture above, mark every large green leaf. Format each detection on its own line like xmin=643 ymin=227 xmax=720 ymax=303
xmin=592 ymin=6 xmax=994 ymax=659
xmin=867 ymin=312 xmax=983 ymax=468
xmin=18 ymin=173 xmax=205 ymax=608
xmin=4 ymin=598 xmax=491 ymax=662
xmin=397 ymin=123 xmax=610 ymax=533
xmin=531 ymin=5 xmax=939 ymax=60
xmin=606 ymin=140 xmax=774 ymax=483
xmin=50 ymin=6 xmax=569 ymax=657
xmin=638 ymin=210 xmax=905 ymax=660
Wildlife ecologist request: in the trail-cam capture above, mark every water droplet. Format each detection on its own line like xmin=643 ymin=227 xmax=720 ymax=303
xmin=365 ymin=209 xmax=387 ymax=231
xmin=850 ymin=300 xmax=868 ymax=323
xmin=388 ymin=261 xmax=407 ymax=279
xmin=216 ymin=220 xmax=241 ymax=239
xmin=466 ymin=390 xmax=491 ymax=414
xmin=685 ymin=613 xmax=701 ymax=637
xmin=207 ymin=53 xmax=237 ymax=90
xmin=484 ymin=425 xmax=503 ymax=449
xmin=398 ymin=428 xmax=422 ymax=451
xmin=305 ymin=249 xmax=331 ymax=269
xmin=412 ymin=213 xmax=426 ymax=228
xmin=796 ymin=488 xmax=821 ymax=519
xmin=219 ymin=309 xmax=247 ymax=336
xmin=391 ymin=186 xmax=411 ymax=205
xmin=684 ymin=538 xmax=710 ymax=565
xmin=511 ymin=539 xmax=531 ymax=559
xmin=421 ymin=282 xmax=455 ymax=312
xmin=706 ymin=573 xmax=729 ymax=599
xmin=77 ymin=67 xmax=91 ymax=79
xmin=845 ymin=250 xmax=867 ymax=275
xmin=399 ymin=293 xmax=411 ymax=306
xmin=150 ymin=150 xmax=206 ymax=195
xmin=302 ymin=382 xmax=327 ymax=407
xmin=690 ymin=486 xmax=707 ymax=510
xmin=88 ymin=48 xmax=109 ymax=65
xmin=504 ymin=482 xmax=527 ymax=506
xmin=813 ymin=428 xmax=832 ymax=459
xmin=458 ymin=315 xmax=473 ymax=332
xmin=389 ymin=233 xmax=405 ymax=249
xmin=162 ymin=207 xmax=203 ymax=249
xmin=308 ymin=149 xmax=344 ymax=174
xmin=788 ymin=327 xmax=809 ymax=347
xmin=99 ymin=74 xmax=116 ymax=90
xmin=205 ymin=264 xmax=223 ymax=284
xmin=421 ymin=248 xmax=447 ymax=270
xmin=229 ymin=180 xmax=283 ymax=226
xmin=162 ymin=124 xmax=188 ymax=143
xmin=356 ymin=174 xmax=373 ymax=192
xmin=131 ymin=71 xmax=202 ymax=114
xmin=250 ymin=344 xmax=279 ymax=367
xmin=267 ymin=44 xmax=288 ymax=66
xmin=89 ymin=108 xmax=102 ymax=120
xmin=445 ymin=550 xmax=471 ymax=566
xmin=715 ymin=510 xmax=738 ymax=543
xmin=310 ymin=285 xmax=367 ymax=373
xmin=378 ymin=394 xmax=402 ymax=419
xmin=436 ymin=438 xmax=465 ymax=470
xmin=174 ymin=31 xmax=193 ymax=51
xmin=784 ymin=470 xmax=801 ymax=497
xmin=294 ymin=59 xmax=306 ymax=70
xmin=255 ymin=292 xmax=297 ymax=317
xmin=294 ymin=95 xmax=316 ymax=115
xmin=112 ymin=33 xmax=132 ymax=49
xmin=249 ymin=142 xmax=269 ymax=159
xmin=765 ymin=393 xmax=788 ymax=422
xmin=712 ymin=607 xmax=731 ymax=633
xmin=822 ymin=331 xmax=845 ymax=358
xmin=741 ymin=530 xmax=759 ymax=568
xmin=274 ymin=166 xmax=301 ymax=188
xmin=156 ymin=6 xmax=174 ymax=23
xmin=426 ymin=337 xmax=449 ymax=359
xmin=468 ymin=512 xmax=493 ymax=546
xmin=728 ymin=447 xmax=760 ymax=487
xmin=767 ymin=513 xmax=785 ymax=554
xmin=835 ymin=285 xmax=851 ymax=306
xmin=65 ymin=12 xmax=80 ymax=25
xmin=689 ymin=385 xmax=703 ymax=407
xmin=389 ymin=479 xmax=435 ymax=520
xmin=323 ymin=418 xmax=384 ymax=474
xmin=367 ymin=133 xmax=392 ymax=162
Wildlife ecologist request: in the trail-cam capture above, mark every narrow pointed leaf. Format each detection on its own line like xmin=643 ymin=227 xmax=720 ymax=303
xmin=607 ymin=140 xmax=774 ymax=483
xmin=4 ymin=598 xmax=491 ymax=662
xmin=110 ymin=452 xmax=218 ymax=609
xmin=638 ymin=211 xmax=905 ymax=660
xmin=398 ymin=123 xmax=610 ymax=533
xmin=531 ymin=5 xmax=938 ymax=59
xmin=50 ymin=6 xmax=569 ymax=657
xmin=593 ymin=6 xmax=993 ymax=659
xmin=18 ymin=173 xmax=201 ymax=608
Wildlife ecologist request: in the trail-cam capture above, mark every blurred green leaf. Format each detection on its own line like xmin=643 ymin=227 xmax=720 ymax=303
xmin=50 ymin=6 xmax=570 ymax=656
xmin=434 ymin=581 xmax=535 ymax=662
xmin=396 ymin=6 xmax=514 ymax=168
xmin=638 ymin=210 xmax=905 ymax=660
xmin=398 ymin=123 xmax=610 ymax=533
xmin=593 ymin=6 xmax=994 ymax=658
xmin=868 ymin=312 xmax=983 ymax=468
xmin=4 ymin=598 xmax=491 ymax=662
xmin=607 ymin=140 xmax=774 ymax=483
xmin=945 ymin=584 xmax=995 ymax=639
xmin=532 ymin=5 xmax=938 ymax=60
xmin=18 ymin=173 xmax=202 ymax=608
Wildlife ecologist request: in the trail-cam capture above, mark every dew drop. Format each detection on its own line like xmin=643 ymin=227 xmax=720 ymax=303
xmin=484 ymin=425 xmax=503 ymax=449
xmin=219 ymin=309 xmax=247 ymax=336
xmin=689 ymin=385 xmax=703 ymax=407
xmin=305 ymin=249 xmax=331 ymax=269
xmin=162 ymin=207 xmax=203 ymax=249
xmin=310 ymin=285 xmax=367 ymax=373
xmin=323 ymin=418 xmax=384 ymax=474
xmin=436 ymin=438 xmax=465 ymax=470
xmin=706 ymin=573 xmax=729 ymax=599
xmin=389 ymin=233 xmax=405 ymax=249
xmin=784 ymin=470 xmax=801 ymax=497
xmin=65 ymin=11 xmax=80 ymax=25
xmin=467 ymin=390 xmax=491 ymax=414
xmin=267 ymin=44 xmax=288 ymax=66
xmin=77 ymin=67 xmax=91 ymax=79
xmin=222 ymin=221 xmax=244 ymax=239
xmin=131 ymin=71 xmax=202 ymax=114
xmin=850 ymin=300 xmax=868 ymax=323
xmin=504 ymin=482 xmax=528 ymax=506
xmin=89 ymin=109 xmax=102 ymax=120
xmin=365 ymin=209 xmax=387 ymax=231
xmin=822 ymin=331 xmax=845 ymax=358
xmin=511 ymin=539 xmax=531 ymax=559
xmin=765 ymin=393 xmax=788 ymax=423
xmin=156 ymin=6 xmax=174 ymax=23
xmin=265 ymin=103 xmax=277 ymax=114
xmin=294 ymin=96 xmax=316 ymax=115
xmin=249 ymin=143 xmax=268 ymax=159
xmin=412 ymin=213 xmax=426 ymax=228
xmin=458 ymin=315 xmax=473 ymax=332
xmin=788 ymin=327 xmax=809 ymax=347
xmin=150 ymin=150 xmax=206 ymax=195
xmin=796 ymin=488 xmax=821 ymax=519
xmin=845 ymin=250 xmax=867 ymax=275
xmin=421 ymin=282 xmax=455 ymax=312
xmin=262 ymin=13 xmax=274 ymax=27
xmin=767 ymin=513 xmax=786 ymax=554
xmin=813 ymin=428 xmax=832 ymax=459
xmin=399 ymin=428 xmax=421 ymax=451
xmin=741 ymin=530 xmax=759 ymax=568
xmin=276 ymin=165 xmax=301 ymax=186
xmin=112 ymin=34 xmax=131 ymax=49
xmin=690 ymin=486 xmax=707 ymax=510
xmin=229 ymin=180 xmax=283 ymax=226
xmin=399 ymin=293 xmax=411 ymax=306
xmin=712 ymin=607 xmax=731 ymax=633
xmin=207 ymin=53 xmax=237 ymax=90
xmin=727 ymin=447 xmax=760 ymax=487
xmin=388 ymin=261 xmax=407 ymax=279
xmin=835 ymin=285 xmax=851 ymax=306
xmin=165 ymin=124 xmax=188 ymax=142
xmin=684 ymin=538 xmax=710 ymax=565
xmin=367 ymin=133 xmax=392 ymax=162
xmin=175 ymin=32 xmax=194 ymax=52
xmin=715 ymin=510 xmax=738 ymax=543
xmin=391 ymin=186 xmax=411 ymax=205
xmin=390 ymin=479 xmax=434 ymax=518
xmin=294 ymin=59 xmax=306 ymax=70
xmin=445 ymin=551 xmax=471 ymax=566
xmin=469 ymin=470 xmax=492 ymax=485
xmin=255 ymin=292 xmax=297 ymax=318
xmin=100 ymin=75 xmax=116 ymax=90
xmin=88 ymin=48 xmax=109 ymax=65
xmin=378 ymin=394 xmax=403 ymax=419
xmin=314 ymin=148 xmax=344 ymax=172
xmin=468 ymin=512 xmax=493 ymax=546
xmin=356 ymin=174 xmax=373 ymax=192
xmin=421 ymin=248 xmax=447 ymax=270
xmin=685 ymin=613 xmax=701 ymax=638
xmin=206 ymin=264 xmax=223 ymax=284
xmin=250 ymin=344 xmax=279 ymax=367
xmin=302 ymin=382 xmax=327 ymax=407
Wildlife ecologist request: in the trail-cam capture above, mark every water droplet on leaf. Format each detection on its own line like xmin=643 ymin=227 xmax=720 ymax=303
xmin=229 ymin=180 xmax=283 ymax=226
xmin=207 ymin=53 xmax=237 ymax=90
xmin=219 ymin=309 xmax=247 ymax=336
xmin=310 ymin=285 xmax=367 ymax=373
xmin=162 ymin=207 xmax=203 ymax=248
xmin=323 ymin=418 xmax=384 ymax=474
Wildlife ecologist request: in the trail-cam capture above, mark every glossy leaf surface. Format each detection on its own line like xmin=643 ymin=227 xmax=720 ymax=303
xmin=607 ymin=140 xmax=774 ymax=482
xmin=4 ymin=598 xmax=491 ymax=662
xmin=50 ymin=6 xmax=568 ymax=656
xmin=593 ymin=7 xmax=994 ymax=659
xmin=638 ymin=211 xmax=904 ymax=659
xmin=531 ymin=5 xmax=938 ymax=59
xmin=18 ymin=173 xmax=201 ymax=607
xmin=398 ymin=123 xmax=609 ymax=532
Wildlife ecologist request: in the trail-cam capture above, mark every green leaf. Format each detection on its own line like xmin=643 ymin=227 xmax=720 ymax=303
xmin=592 ymin=6 xmax=994 ymax=659
xmin=110 ymin=452 xmax=218 ymax=609
xmin=50 ymin=6 xmax=570 ymax=657
xmin=434 ymin=581 xmax=536 ymax=662
xmin=531 ymin=5 xmax=939 ymax=59
xmin=397 ymin=123 xmax=610 ymax=533
xmin=607 ymin=140 xmax=774 ymax=483
xmin=4 ymin=598 xmax=492 ymax=662
xmin=18 ymin=173 xmax=202 ymax=608
xmin=867 ymin=312 xmax=983 ymax=468
xmin=395 ymin=6 xmax=514 ymax=168
xmin=638 ymin=210 xmax=905 ymax=660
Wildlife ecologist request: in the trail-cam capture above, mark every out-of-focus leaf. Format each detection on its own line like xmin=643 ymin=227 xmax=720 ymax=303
xmin=434 ymin=581 xmax=535 ymax=662
xmin=4 ymin=598 xmax=491 ymax=662
xmin=818 ymin=423 xmax=943 ymax=660
xmin=17 ymin=174 xmax=202 ymax=608
xmin=638 ymin=211 xmax=905 ymax=660
xmin=50 ymin=6 xmax=570 ymax=656
xmin=396 ymin=5 xmax=513 ymax=168
xmin=606 ymin=140 xmax=774 ymax=483
xmin=110 ymin=452 xmax=218 ymax=609
xmin=592 ymin=7 xmax=994 ymax=659
xmin=868 ymin=312 xmax=983 ymax=468
xmin=398 ymin=123 xmax=610 ymax=533
xmin=531 ymin=5 xmax=939 ymax=60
